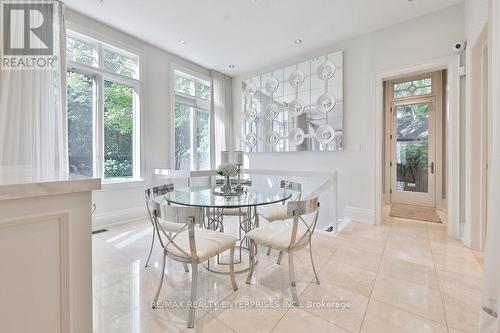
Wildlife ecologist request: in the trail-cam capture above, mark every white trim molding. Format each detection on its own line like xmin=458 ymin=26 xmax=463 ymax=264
xmin=343 ymin=206 xmax=375 ymax=224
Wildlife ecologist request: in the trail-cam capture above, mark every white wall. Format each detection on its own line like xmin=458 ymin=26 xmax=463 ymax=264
xmin=232 ymin=4 xmax=465 ymax=223
xmin=65 ymin=10 xmax=211 ymax=228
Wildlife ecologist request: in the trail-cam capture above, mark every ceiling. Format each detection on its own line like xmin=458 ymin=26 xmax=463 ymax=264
xmin=64 ymin=0 xmax=463 ymax=76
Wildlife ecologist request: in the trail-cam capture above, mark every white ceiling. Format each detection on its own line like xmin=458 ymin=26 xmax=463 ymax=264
xmin=64 ymin=0 xmax=463 ymax=76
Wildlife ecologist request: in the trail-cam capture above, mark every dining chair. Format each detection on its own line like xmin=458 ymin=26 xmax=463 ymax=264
xmin=245 ymin=197 xmax=320 ymax=306
xmin=256 ymin=180 xmax=302 ymax=256
xmin=150 ymin=199 xmax=238 ymax=328
xmin=144 ymin=184 xmax=175 ymax=267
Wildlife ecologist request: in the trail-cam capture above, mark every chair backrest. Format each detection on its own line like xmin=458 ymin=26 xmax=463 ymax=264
xmin=151 ymin=200 xmax=204 ymax=261
xmin=286 ymin=197 xmax=320 ymax=248
xmin=145 ymin=184 xmax=174 ymax=226
xmin=280 ymin=180 xmax=302 ymax=201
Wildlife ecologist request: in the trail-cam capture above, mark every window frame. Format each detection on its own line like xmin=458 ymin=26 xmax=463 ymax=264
xmin=66 ymin=28 xmax=142 ymax=184
xmin=171 ymin=64 xmax=212 ymax=171
xmin=392 ymin=73 xmax=434 ymax=100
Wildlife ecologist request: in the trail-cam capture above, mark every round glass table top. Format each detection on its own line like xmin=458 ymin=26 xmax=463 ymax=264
xmin=154 ymin=186 xmax=292 ymax=208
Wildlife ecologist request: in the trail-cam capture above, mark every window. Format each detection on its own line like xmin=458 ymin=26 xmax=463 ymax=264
xmin=173 ymin=69 xmax=211 ymax=170
xmin=67 ymin=31 xmax=140 ymax=182
xmin=394 ymin=77 xmax=432 ymax=99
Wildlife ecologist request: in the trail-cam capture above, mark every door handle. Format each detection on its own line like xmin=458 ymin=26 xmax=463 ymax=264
xmin=427 ymin=162 xmax=435 ymax=174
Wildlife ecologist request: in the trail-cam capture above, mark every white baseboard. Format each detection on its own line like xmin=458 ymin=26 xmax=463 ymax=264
xmin=336 ymin=219 xmax=351 ymax=232
xmin=343 ymin=206 xmax=375 ymax=224
xmin=92 ymin=206 xmax=148 ymax=230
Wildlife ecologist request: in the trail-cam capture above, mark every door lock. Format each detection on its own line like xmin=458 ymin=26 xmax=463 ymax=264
xmin=428 ymin=162 xmax=435 ymax=174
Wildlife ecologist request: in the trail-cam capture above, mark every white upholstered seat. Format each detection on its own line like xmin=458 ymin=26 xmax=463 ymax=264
xmin=256 ymin=205 xmax=288 ymax=222
xmin=166 ymin=228 xmax=238 ymax=262
xmin=246 ymin=219 xmax=309 ymax=251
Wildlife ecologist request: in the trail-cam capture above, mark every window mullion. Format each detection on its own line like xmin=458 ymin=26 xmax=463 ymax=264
xmin=191 ymin=107 xmax=197 ymax=171
xmin=97 ymin=73 xmax=105 ymax=180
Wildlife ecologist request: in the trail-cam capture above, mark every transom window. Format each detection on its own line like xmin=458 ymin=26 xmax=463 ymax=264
xmin=394 ymin=77 xmax=432 ymax=99
xmin=66 ymin=30 xmax=141 ymax=183
xmin=173 ymin=69 xmax=211 ymax=171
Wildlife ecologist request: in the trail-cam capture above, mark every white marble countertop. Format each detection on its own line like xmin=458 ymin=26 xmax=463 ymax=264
xmin=0 ymin=167 xmax=101 ymax=201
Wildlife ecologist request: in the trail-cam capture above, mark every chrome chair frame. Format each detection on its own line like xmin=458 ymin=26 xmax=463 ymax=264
xmin=255 ymin=180 xmax=302 ymax=257
xmin=150 ymin=200 xmax=238 ymax=328
xmin=144 ymin=184 xmax=174 ymax=268
xmin=246 ymin=197 xmax=320 ymax=306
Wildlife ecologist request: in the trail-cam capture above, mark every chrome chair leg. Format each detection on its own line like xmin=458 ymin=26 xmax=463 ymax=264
xmin=229 ymin=247 xmax=238 ymax=291
xmin=246 ymin=240 xmax=256 ymax=284
xmin=288 ymin=252 xmax=299 ymax=306
xmin=187 ymin=264 xmax=199 ymax=328
xmin=309 ymin=239 xmax=320 ymax=285
xmin=277 ymin=251 xmax=284 ymax=265
xmin=145 ymin=224 xmax=156 ymax=268
xmin=183 ymin=263 xmax=189 ymax=273
xmin=152 ymin=251 xmax=166 ymax=308
xmin=266 ymin=246 xmax=272 ymax=256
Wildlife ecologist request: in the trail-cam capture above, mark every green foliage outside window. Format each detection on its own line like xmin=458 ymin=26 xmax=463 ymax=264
xmin=67 ymin=71 xmax=94 ymax=177
xmin=104 ymin=81 xmax=134 ymax=178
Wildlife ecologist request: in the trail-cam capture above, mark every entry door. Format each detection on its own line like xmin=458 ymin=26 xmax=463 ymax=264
xmin=390 ymin=98 xmax=436 ymax=207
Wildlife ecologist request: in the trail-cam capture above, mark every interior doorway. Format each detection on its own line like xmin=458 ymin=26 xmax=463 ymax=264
xmin=383 ymin=71 xmax=445 ymax=211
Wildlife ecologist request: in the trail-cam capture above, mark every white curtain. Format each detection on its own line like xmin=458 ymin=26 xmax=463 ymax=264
xmin=481 ymin=1 xmax=500 ymax=332
xmin=0 ymin=1 xmax=67 ymax=181
xmin=210 ymin=70 xmax=233 ymax=167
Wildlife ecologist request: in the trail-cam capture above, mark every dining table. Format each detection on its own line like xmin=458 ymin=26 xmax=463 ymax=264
xmin=153 ymin=185 xmax=292 ymax=273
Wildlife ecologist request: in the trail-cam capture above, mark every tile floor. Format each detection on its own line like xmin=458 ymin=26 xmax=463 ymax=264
xmin=92 ymin=207 xmax=483 ymax=333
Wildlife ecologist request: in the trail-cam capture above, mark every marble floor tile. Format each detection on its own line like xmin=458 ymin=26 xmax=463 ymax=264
xmin=272 ymin=307 xmax=348 ymax=333
xmin=378 ymin=256 xmax=439 ymax=289
xmin=371 ymin=275 xmax=446 ymax=323
xmin=330 ymin=244 xmax=382 ymax=273
xmin=210 ymin=285 xmax=290 ymax=333
xmin=383 ymin=243 xmax=435 ymax=268
xmin=319 ymin=260 xmax=377 ymax=297
xmin=441 ymin=292 xmax=481 ymax=333
xmin=300 ymin=282 xmax=369 ymax=333
xmin=433 ymin=252 xmax=483 ymax=279
xmin=436 ymin=269 xmax=482 ymax=303
xmin=360 ymin=299 xmax=447 ymax=333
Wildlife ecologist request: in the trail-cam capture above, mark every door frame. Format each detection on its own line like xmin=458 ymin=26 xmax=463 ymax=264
xmin=384 ymin=71 xmax=443 ymax=209
xmin=479 ymin=36 xmax=490 ymax=251
xmin=389 ymin=96 xmax=437 ymax=207
xmin=375 ymin=56 xmax=461 ymax=240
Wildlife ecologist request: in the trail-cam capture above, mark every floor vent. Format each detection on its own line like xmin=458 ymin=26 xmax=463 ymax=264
xmin=92 ymin=229 xmax=108 ymax=235
xmin=325 ymin=226 xmax=335 ymax=233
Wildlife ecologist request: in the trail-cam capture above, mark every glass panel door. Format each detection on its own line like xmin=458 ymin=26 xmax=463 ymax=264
xmin=395 ymin=103 xmax=429 ymax=193
xmin=391 ymin=99 xmax=436 ymax=207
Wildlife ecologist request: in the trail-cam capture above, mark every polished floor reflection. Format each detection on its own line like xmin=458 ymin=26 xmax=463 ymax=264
xmin=92 ymin=208 xmax=482 ymax=333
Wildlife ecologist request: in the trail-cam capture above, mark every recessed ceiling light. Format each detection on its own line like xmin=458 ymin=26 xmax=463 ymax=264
xmin=229 ymin=65 xmax=235 ymax=69
xmin=178 ymin=39 xmax=186 ymax=44
xmin=313 ymin=57 xmax=320 ymax=61
xmin=294 ymin=39 xmax=302 ymax=44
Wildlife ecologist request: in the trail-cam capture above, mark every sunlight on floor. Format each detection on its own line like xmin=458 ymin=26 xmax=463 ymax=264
xmin=92 ymin=210 xmax=482 ymax=333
